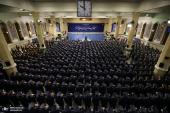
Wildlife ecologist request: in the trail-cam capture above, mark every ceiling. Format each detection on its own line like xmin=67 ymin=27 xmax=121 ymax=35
xmin=30 ymin=0 xmax=143 ymax=2
xmin=0 ymin=0 xmax=169 ymax=17
xmin=143 ymin=5 xmax=170 ymax=13
xmin=0 ymin=4 xmax=19 ymax=12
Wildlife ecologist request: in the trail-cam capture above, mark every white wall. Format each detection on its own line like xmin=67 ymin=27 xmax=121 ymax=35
xmin=138 ymin=17 xmax=152 ymax=24
xmin=152 ymin=13 xmax=170 ymax=23
xmin=138 ymin=13 xmax=170 ymax=24
xmin=0 ymin=13 xmax=47 ymax=23
xmin=0 ymin=13 xmax=33 ymax=22
xmin=0 ymin=13 xmax=20 ymax=22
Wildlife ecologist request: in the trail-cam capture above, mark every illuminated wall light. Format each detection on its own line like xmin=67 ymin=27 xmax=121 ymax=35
xmin=29 ymin=13 xmax=32 ymax=16
xmin=29 ymin=31 xmax=32 ymax=35
xmin=37 ymin=20 xmax=41 ymax=23
xmin=81 ymin=18 xmax=87 ymax=21
xmin=127 ymin=24 xmax=132 ymax=28
xmin=80 ymin=18 xmax=92 ymax=21
xmin=168 ymin=19 xmax=170 ymax=24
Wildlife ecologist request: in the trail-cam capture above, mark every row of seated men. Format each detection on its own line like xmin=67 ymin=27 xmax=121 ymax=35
xmin=0 ymin=89 xmax=169 ymax=113
xmin=0 ymin=75 xmax=169 ymax=113
xmin=130 ymin=43 xmax=160 ymax=69
xmin=11 ymin=38 xmax=54 ymax=59
xmin=0 ymin=39 xmax=169 ymax=113
xmin=13 ymin=40 xmax=158 ymax=76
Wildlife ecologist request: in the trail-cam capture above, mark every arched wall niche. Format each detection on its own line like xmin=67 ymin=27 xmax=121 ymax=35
xmin=119 ymin=19 xmax=127 ymax=34
xmin=143 ymin=22 xmax=152 ymax=39
xmin=0 ymin=20 xmax=12 ymax=44
xmin=160 ymin=24 xmax=170 ymax=45
xmin=140 ymin=23 xmax=146 ymax=39
xmin=45 ymin=22 xmax=49 ymax=33
xmin=29 ymin=22 xmax=36 ymax=36
xmin=41 ymin=22 xmax=47 ymax=35
xmin=6 ymin=21 xmax=19 ymax=42
xmin=26 ymin=22 xmax=31 ymax=37
xmin=134 ymin=23 xmax=139 ymax=36
xmin=20 ymin=21 xmax=29 ymax=39
xmin=14 ymin=21 xmax=24 ymax=40
xmin=153 ymin=21 xmax=167 ymax=43
xmin=125 ymin=24 xmax=131 ymax=35
xmin=45 ymin=20 xmax=50 ymax=33
xmin=136 ymin=22 xmax=143 ymax=36
xmin=148 ymin=22 xmax=159 ymax=41
xmin=33 ymin=22 xmax=37 ymax=36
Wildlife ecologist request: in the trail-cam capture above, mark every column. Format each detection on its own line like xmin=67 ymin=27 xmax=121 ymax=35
xmin=154 ymin=34 xmax=170 ymax=77
xmin=115 ymin=16 xmax=122 ymax=38
xmin=49 ymin=16 xmax=56 ymax=36
xmin=0 ymin=28 xmax=17 ymax=76
xmin=126 ymin=12 xmax=140 ymax=50
xmin=59 ymin=17 xmax=64 ymax=33
xmin=60 ymin=18 xmax=67 ymax=38
xmin=32 ymin=12 xmax=46 ymax=49
xmin=108 ymin=16 xmax=113 ymax=32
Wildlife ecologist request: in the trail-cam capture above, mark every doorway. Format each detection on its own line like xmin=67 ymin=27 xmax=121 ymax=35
xmin=149 ymin=23 xmax=158 ymax=41
xmin=33 ymin=22 xmax=37 ymax=36
xmin=160 ymin=26 xmax=170 ymax=45
xmin=15 ymin=22 xmax=24 ymax=40
xmin=0 ymin=22 xmax=12 ymax=44
xmin=26 ymin=23 xmax=31 ymax=37
xmin=135 ymin=23 xmax=139 ymax=36
xmin=140 ymin=23 xmax=146 ymax=39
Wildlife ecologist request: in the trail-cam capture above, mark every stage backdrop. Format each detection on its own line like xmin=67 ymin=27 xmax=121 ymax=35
xmin=68 ymin=23 xmax=105 ymax=41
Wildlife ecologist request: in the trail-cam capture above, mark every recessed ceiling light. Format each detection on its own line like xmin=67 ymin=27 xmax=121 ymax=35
xmin=146 ymin=14 xmax=149 ymax=17
xmin=20 ymin=9 xmax=26 ymax=11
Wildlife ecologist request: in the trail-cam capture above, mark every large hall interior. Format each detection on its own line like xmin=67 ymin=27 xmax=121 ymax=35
xmin=0 ymin=0 xmax=170 ymax=113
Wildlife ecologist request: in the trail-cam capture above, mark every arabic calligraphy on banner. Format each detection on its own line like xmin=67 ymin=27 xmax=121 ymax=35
xmin=68 ymin=23 xmax=104 ymax=32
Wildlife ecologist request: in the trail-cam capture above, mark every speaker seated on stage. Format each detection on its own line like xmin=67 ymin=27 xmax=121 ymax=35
xmin=56 ymin=34 xmax=62 ymax=40
xmin=111 ymin=34 xmax=115 ymax=40
xmin=85 ymin=36 xmax=87 ymax=41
